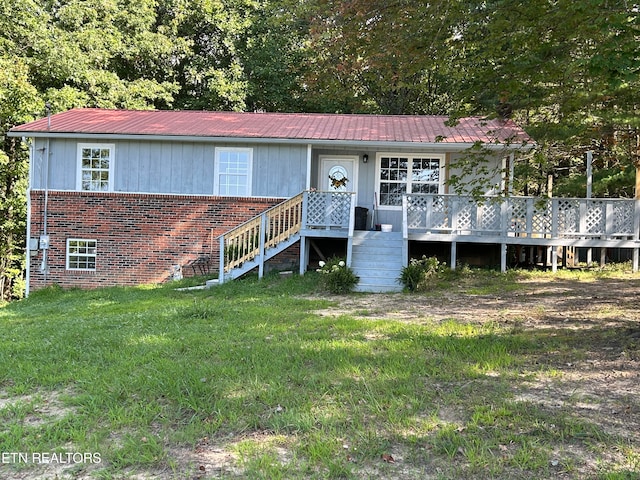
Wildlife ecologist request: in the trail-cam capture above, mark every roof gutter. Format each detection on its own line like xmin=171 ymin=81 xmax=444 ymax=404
xmin=8 ymin=131 xmax=536 ymax=151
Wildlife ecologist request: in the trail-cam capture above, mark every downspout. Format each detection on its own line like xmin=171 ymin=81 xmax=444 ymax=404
xmin=35 ymin=139 xmax=51 ymax=286
xmin=40 ymin=104 xmax=52 ymax=283
xmin=24 ymin=138 xmax=34 ymax=297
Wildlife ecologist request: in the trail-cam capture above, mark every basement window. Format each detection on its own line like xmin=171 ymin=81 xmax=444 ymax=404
xmin=66 ymin=239 xmax=97 ymax=271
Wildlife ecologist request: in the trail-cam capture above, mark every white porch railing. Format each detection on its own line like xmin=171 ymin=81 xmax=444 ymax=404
xmin=301 ymin=190 xmax=357 ymax=265
xmin=403 ymin=194 xmax=640 ymax=242
xmin=303 ymin=190 xmax=355 ymax=229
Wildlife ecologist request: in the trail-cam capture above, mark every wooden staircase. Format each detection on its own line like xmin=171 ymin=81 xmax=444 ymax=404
xmin=217 ymin=193 xmax=303 ymax=284
xmin=351 ymin=231 xmax=404 ymax=293
xmin=215 ymin=191 xmax=409 ymax=292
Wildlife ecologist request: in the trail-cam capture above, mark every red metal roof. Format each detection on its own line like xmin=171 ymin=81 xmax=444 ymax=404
xmin=10 ymin=108 xmax=533 ymax=145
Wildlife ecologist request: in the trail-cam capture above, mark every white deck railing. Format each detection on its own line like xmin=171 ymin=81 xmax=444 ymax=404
xmin=303 ymin=190 xmax=355 ymax=229
xmin=403 ymin=194 xmax=640 ymax=241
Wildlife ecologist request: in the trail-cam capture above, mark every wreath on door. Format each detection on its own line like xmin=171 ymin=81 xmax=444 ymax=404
xmin=328 ymin=171 xmax=349 ymax=189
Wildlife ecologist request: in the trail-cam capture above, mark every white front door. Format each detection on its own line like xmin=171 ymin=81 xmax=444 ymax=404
xmin=320 ymin=156 xmax=357 ymax=193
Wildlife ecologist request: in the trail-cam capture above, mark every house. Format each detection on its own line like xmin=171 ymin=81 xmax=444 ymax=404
xmin=9 ymin=108 xmax=639 ymax=294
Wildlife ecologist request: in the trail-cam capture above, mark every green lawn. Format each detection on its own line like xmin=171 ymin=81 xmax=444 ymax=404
xmin=0 ymin=269 xmax=639 ymax=479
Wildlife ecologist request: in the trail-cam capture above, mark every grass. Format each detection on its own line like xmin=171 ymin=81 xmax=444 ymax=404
xmin=0 ymin=267 xmax=639 ymax=479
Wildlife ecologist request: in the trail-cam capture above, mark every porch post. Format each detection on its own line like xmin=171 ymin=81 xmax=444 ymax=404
xmin=299 ymin=235 xmax=307 ymax=275
xmin=402 ymin=195 xmax=409 ymax=268
xmin=346 ymin=193 xmax=357 ymax=267
xmin=508 ymin=152 xmax=515 ymax=195
xmin=586 ymin=151 xmax=593 ymax=199
xmin=306 ymin=144 xmax=312 ymax=190
xmin=300 ymin=191 xmax=309 ymax=275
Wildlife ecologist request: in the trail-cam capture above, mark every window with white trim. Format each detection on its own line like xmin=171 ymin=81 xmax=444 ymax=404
xmin=78 ymin=144 xmax=114 ymax=191
xmin=66 ymin=239 xmax=97 ymax=271
xmin=378 ymin=154 xmax=444 ymax=207
xmin=214 ymin=147 xmax=253 ymax=196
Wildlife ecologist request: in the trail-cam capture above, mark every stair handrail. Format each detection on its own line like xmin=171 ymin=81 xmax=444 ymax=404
xmin=217 ymin=192 xmax=304 ymax=281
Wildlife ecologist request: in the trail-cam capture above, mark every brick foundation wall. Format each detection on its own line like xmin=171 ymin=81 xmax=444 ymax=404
xmin=28 ymin=191 xmax=300 ymax=290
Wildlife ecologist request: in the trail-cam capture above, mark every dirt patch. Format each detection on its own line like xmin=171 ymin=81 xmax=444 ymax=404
xmin=313 ymin=278 xmax=639 ymax=327
xmin=0 ymin=389 xmax=77 ymax=429
xmin=0 ymin=389 xmax=99 ymax=480
xmin=309 ymin=276 xmax=640 ymax=477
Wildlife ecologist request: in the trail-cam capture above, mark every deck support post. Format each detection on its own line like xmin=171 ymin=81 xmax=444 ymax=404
xmin=552 ymin=246 xmax=558 ymax=272
xmin=500 ymin=243 xmax=507 ymax=272
xmin=346 ymin=193 xmax=357 ymax=267
xmin=450 ymin=241 xmax=457 ymax=270
xmin=299 ymin=235 xmax=307 ymax=275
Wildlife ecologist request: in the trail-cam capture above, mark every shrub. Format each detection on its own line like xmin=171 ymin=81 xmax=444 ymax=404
xmin=399 ymin=255 xmax=445 ymax=291
xmin=316 ymin=257 xmax=359 ymax=294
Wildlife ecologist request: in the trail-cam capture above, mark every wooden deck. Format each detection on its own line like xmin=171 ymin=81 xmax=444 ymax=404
xmin=300 ymin=191 xmax=640 ymax=272
xmin=403 ymin=194 xmax=640 ymax=248
xmin=218 ymin=191 xmax=640 ymax=283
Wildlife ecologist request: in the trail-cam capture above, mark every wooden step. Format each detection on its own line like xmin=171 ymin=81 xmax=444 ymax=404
xmin=350 ymin=231 xmax=404 ymax=292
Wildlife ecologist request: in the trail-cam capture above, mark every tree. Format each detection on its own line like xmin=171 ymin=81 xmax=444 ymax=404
xmin=456 ymin=0 xmax=640 ymax=197
xmin=0 ymin=58 xmax=42 ymax=300
xmin=163 ymin=0 xmax=256 ymax=111
xmin=238 ymin=0 xmax=312 ymax=112
xmin=305 ymin=0 xmax=466 ymax=114
xmin=0 ymin=0 xmax=188 ymax=299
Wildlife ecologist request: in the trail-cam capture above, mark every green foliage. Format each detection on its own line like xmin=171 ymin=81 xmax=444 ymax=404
xmin=316 ymin=257 xmax=359 ymax=294
xmin=399 ymin=255 xmax=446 ymax=292
xmin=456 ymin=0 xmax=639 ymax=197
xmin=0 ymin=57 xmax=40 ymax=301
xmin=305 ymin=0 xmax=466 ymax=114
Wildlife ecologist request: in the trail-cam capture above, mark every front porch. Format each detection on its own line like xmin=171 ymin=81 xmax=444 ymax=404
xmin=218 ymin=191 xmax=640 ymax=290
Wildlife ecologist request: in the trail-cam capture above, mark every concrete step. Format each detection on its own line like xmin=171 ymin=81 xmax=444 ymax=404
xmin=354 ymin=283 xmax=403 ymax=293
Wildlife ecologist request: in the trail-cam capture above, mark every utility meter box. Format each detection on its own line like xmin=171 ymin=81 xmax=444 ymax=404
xmin=39 ymin=235 xmax=50 ymax=250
